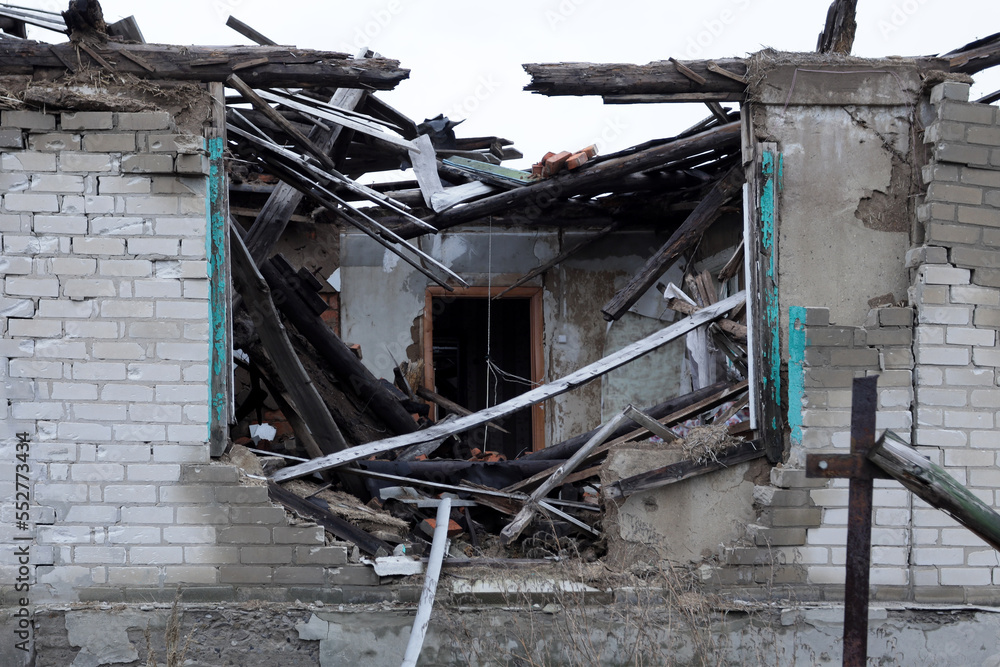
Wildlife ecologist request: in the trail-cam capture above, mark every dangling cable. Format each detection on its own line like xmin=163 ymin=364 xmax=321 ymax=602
xmin=484 ymin=215 xmax=495 ymax=449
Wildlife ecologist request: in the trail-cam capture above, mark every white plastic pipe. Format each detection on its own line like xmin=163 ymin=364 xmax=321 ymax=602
xmin=400 ymin=497 xmax=451 ymax=667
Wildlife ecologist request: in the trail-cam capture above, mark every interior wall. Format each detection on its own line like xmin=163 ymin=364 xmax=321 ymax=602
xmin=339 ymin=227 xmax=698 ymax=448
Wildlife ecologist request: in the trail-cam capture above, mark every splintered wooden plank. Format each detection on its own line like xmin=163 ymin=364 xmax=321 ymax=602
xmin=601 ymin=164 xmax=745 ymax=321
xmin=226 ymin=15 xmax=278 ymax=46
xmin=523 ymin=59 xmax=749 ymax=98
xmin=2 ymin=41 xmax=409 ymax=89
xmin=271 ymin=291 xmax=746 ymax=483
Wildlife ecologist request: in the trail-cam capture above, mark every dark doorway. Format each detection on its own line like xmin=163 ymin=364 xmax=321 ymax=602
xmin=430 ymin=296 xmax=534 ymax=459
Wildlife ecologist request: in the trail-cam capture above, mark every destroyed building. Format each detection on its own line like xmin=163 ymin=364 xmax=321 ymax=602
xmin=3 ymin=1 xmax=1000 ymax=664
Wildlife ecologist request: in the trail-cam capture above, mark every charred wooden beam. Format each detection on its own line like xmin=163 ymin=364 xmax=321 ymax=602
xmin=946 ymin=31 xmax=1000 ymax=75
xmin=601 ymin=164 xmax=745 ymax=321
xmin=0 ymin=40 xmax=408 ymax=89
xmin=261 ymin=259 xmax=420 ymax=438
xmin=268 ymin=482 xmax=392 ymax=557
xmin=523 ymin=59 xmax=748 ymax=99
xmin=816 ymin=0 xmax=858 ymax=55
xmin=399 ymin=121 xmax=741 ymax=238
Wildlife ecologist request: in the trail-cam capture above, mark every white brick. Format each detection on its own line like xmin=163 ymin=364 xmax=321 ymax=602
xmin=30 ymin=174 xmax=83 ymax=193
xmin=156 ymin=300 xmax=208 ymax=319
xmin=121 ymin=506 xmax=173 ymax=523
xmin=64 ymin=506 xmax=119 ymax=524
xmin=96 ymin=444 xmax=152 ymax=462
xmin=941 ymin=568 xmax=991 ymax=586
xmin=57 ymin=422 xmax=111 ymax=441
xmin=127 ymin=237 xmax=180 ymax=256
xmin=183 ymin=281 xmax=209 ymax=300
xmin=126 ymin=196 xmax=178 ymax=215
xmin=73 ymin=237 xmax=125 ymax=255
xmin=916 ymin=346 xmax=970 ymax=366
xmin=72 ymin=403 xmax=126 ymax=421
xmin=129 ymin=403 xmax=182 ymax=423
xmin=92 ymin=342 xmax=146 ymax=360
xmin=128 ymin=321 xmax=180 ymax=338
xmin=98 ymin=175 xmax=150 ymax=194
xmin=125 ymin=464 xmax=180 ymax=482
xmin=163 ymin=526 xmax=216 ymax=543
xmin=156 ymin=385 xmax=204 ymax=403
xmin=944 ymin=410 xmax=993 ymax=429
xmin=807 ymin=567 xmax=845 ymax=585
xmin=36 ymin=525 xmax=92 ymax=544
xmin=2 ymin=151 xmax=56 ymax=171
xmin=8 ymin=319 xmax=61 ymax=337
xmin=946 ymin=367 xmax=996 ymax=385
xmin=50 ymin=257 xmax=96 ymax=275
xmin=114 ymin=424 xmax=166 ymax=441
xmin=157 ymin=342 xmax=207 ymax=361
xmin=158 ymin=437 xmax=208 ymax=454
xmin=9 ymin=359 xmax=62 ymax=378
xmin=101 ymin=384 xmax=153 ymax=402
xmin=84 ymin=195 xmax=115 ymax=214
xmin=4 ymin=234 xmax=59 ymax=255
xmin=946 ymin=327 xmax=996 ymax=346
xmin=0 ymin=338 xmax=34 ymax=357
xmin=98 ymin=259 xmax=152 ymax=277
xmin=5 ymin=276 xmax=58 ymax=296
xmin=155 ymin=217 xmax=205 ymax=236
xmin=89 ymin=216 xmax=149 ymax=236
xmin=11 ymin=403 xmax=64 ymax=420
xmin=921 ymin=265 xmax=970 ymax=284
xmin=133 ymin=279 xmax=181 ymax=298
xmin=919 ymin=388 xmax=969 ymax=407
xmin=63 ymin=278 xmax=116 ymax=298
xmin=60 ymin=152 xmax=114 ymax=172
xmin=34 ymin=340 xmax=87 ymax=359
xmin=5 ymin=193 xmax=59 ymax=212
xmin=183 ymin=365 xmax=208 ymax=382
xmin=65 ymin=321 xmax=117 ymax=338
xmin=100 ymin=300 xmax=153 ymax=318
xmin=918 ymin=306 xmax=972 ymax=325
xmin=127 ymin=363 xmax=180 ymax=381
xmin=952 ymin=285 xmax=1000 ymax=306
xmin=183 ymin=405 xmax=209 ymax=423
xmin=0 ymin=255 xmax=32 ymax=275
xmin=74 ymin=546 xmax=126 ymax=565
xmin=73 ymin=362 xmax=126 ymax=381
xmin=973 ymin=348 xmax=1000 ymax=367
xmin=131 ymin=546 xmax=183 ymax=564
xmin=103 ymin=485 xmax=157 ymax=503
xmin=0 ymin=296 xmax=35 ymax=317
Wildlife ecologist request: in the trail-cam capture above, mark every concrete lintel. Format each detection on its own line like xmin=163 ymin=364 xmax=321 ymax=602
xmin=754 ymin=63 xmax=936 ymax=107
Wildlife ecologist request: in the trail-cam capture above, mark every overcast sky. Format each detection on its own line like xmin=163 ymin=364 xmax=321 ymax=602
xmin=22 ymin=0 xmax=1000 ymax=170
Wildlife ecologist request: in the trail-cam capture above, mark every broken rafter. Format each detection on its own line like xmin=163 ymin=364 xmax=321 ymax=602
xmin=816 ymin=0 xmax=858 ymax=55
xmin=1 ymin=41 xmax=408 ymax=88
xmin=400 ymin=121 xmax=741 ymax=238
xmin=945 ymin=31 xmax=1000 ymax=75
xmin=226 ymin=15 xmax=278 ymax=46
xmin=271 ymin=291 xmax=746 ymax=483
xmin=523 ymin=59 xmax=748 ymax=99
xmin=601 ymin=163 xmax=745 ymax=321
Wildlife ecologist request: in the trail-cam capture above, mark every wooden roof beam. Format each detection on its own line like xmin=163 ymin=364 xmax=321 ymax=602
xmin=0 ymin=40 xmax=408 ymax=89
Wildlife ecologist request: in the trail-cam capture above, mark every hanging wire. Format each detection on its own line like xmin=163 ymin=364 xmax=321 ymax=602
xmin=484 ymin=216 xmax=495 ymax=448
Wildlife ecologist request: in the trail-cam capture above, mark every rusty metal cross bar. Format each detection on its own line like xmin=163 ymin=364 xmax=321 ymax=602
xmin=805 ymin=375 xmax=890 ymax=667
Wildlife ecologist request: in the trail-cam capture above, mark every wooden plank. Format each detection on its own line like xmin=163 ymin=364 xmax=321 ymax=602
xmin=669 ymin=57 xmax=707 ymax=85
xmin=505 ymin=381 xmax=749 ymax=494
xmin=605 ymin=439 xmax=765 ymax=499
xmin=242 ymin=82 xmax=367 ymax=264
xmin=4 ymin=41 xmax=409 ymax=88
xmin=706 ymin=61 xmax=748 ymax=84
xmin=227 ymin=74 xmax=337 ymax=171
xmin=522 ymin=380 xmax=729 ymax=461
xmin=230 ymin=229 xmax=366 ymax=494
xmin=408 ymin=134 xmax=444 ymax=208
xmin=623 ymin=405 xmax=678 ymax=442
xmin=523 ymin=58 xmax=749 ymax=97
xmin=947 ymin=32 xmax=1000 ymax=75
xmin=267 ymin=482 xmax=391 ymax=557
xmin=261 ymin=259 xmax=421 ymax=438
xmin=106 ymin=16 xmax=144 ymax=43
xmin=255 ymin=88 xmax=419 ymax=153
xmin=400 ymin=121 xmax=741 ymax=238
xmin=415 ymin=386 xmax=509 ymax=434
xmin=271 ymin=292 xmax=746 ymax=482
xmin=601 ymin=164 xmax=744 ymax=321
xmin=816 ymin=0 xmax=859 ymax=54
xmin=869 ymin=431 xmax=1000 ymax=552
xmin=500 ymin=411 xmax=629 ymax=544
xmin=226 ymin=15 xmax=278 ymax=46
xmin=665 ymin=297 xmax=747 ymax=340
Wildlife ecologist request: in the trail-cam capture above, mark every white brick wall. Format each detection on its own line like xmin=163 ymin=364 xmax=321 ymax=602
xmin=2 ymin=107 xmax=345 ymax=603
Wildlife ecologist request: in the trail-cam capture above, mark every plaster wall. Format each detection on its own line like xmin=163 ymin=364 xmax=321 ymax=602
xmin=339 ymin=227 xmax=691 ymax=448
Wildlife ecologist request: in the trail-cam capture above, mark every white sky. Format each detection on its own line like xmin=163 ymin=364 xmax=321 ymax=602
xmin=20 ymin=0 xmax=1000 ymax=170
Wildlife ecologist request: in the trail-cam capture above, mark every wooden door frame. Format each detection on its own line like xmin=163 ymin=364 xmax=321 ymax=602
xmin=423 ymin=286 xmax=545 ymax=452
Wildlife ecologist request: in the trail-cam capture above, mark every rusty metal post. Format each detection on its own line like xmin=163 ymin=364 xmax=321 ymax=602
xmin=806 ymin=375 xmax=884 ymax=667
xmin=842 ymin=374 xmax=877 ymax=666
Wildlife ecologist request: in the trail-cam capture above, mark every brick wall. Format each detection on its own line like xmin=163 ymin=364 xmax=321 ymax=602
xmin=716 ymin=83 xmax=1000 ymax=603
xmin=0 ymin=108 xmax=356 ymax=603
